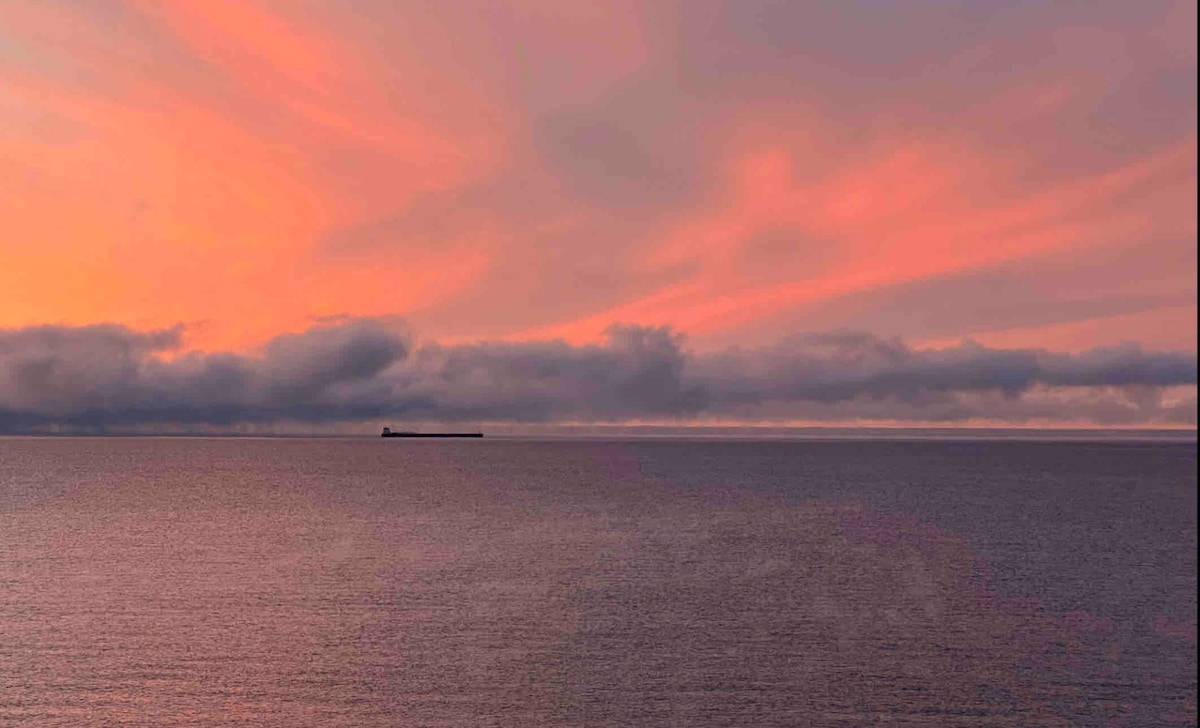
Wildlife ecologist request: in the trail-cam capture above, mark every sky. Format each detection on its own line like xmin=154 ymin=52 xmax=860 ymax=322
xmin=0 ymin=0 xmax=1196 ymax=431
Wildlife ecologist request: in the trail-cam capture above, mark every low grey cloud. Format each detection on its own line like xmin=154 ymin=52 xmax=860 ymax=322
xmin=0 ymin=320 xmax=1194 ymax=433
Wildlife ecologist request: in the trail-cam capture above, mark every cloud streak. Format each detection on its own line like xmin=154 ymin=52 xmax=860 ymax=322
xmin=0 ymin=320 xmax=1193 ymax=432
xmin=0 ymin=2 xmax=1192 ymax=355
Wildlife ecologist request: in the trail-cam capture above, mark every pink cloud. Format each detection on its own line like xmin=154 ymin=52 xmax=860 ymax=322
xmin=0 ymin=0 xmax=1193 ymax=370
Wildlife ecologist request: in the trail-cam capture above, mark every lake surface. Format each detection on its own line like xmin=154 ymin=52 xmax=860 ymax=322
xmin=0 ymin=437 xmax=1195 ymax=726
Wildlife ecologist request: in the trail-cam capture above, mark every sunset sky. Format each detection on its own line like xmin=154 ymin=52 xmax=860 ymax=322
xmin=0 ymin=0 xmax=1196 ymax=430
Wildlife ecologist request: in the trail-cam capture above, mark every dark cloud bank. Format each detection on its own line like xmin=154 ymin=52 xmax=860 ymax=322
xmin=0 ymin=320 xmax=1194 ymax=433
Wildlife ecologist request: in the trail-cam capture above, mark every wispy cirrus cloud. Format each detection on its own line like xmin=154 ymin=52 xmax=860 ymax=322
xmin=0 ymin=0 xmax=1193 ymax=359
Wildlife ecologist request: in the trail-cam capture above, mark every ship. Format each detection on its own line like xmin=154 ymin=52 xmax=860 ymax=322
xmin=381 ymin=427 xmax=483 ymax=438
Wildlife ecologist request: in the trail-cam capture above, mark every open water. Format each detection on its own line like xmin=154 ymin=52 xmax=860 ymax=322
xmin=0 ymin=437 xmax=1195 ymax=726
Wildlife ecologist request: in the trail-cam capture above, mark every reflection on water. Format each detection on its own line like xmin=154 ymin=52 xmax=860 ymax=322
xmin=0 ymin=438 xmax=1195 ymax=726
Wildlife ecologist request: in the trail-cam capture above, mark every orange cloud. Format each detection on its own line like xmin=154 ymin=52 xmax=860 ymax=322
xmin=0 ymin=0 xmax=511 ymax=351
xmin=521 ymin=132 xmax=1194 ymax=345
xmin=0 ymin=0 xmax=1193 ymax=364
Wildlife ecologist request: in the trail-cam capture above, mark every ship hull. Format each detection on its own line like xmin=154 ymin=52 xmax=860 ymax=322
xmin=381 ymin=433 xmax=483 ymax=438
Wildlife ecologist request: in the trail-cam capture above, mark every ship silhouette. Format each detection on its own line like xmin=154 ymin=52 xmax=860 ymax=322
xmin=381 ymin=427 xmax=483 ymax=438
